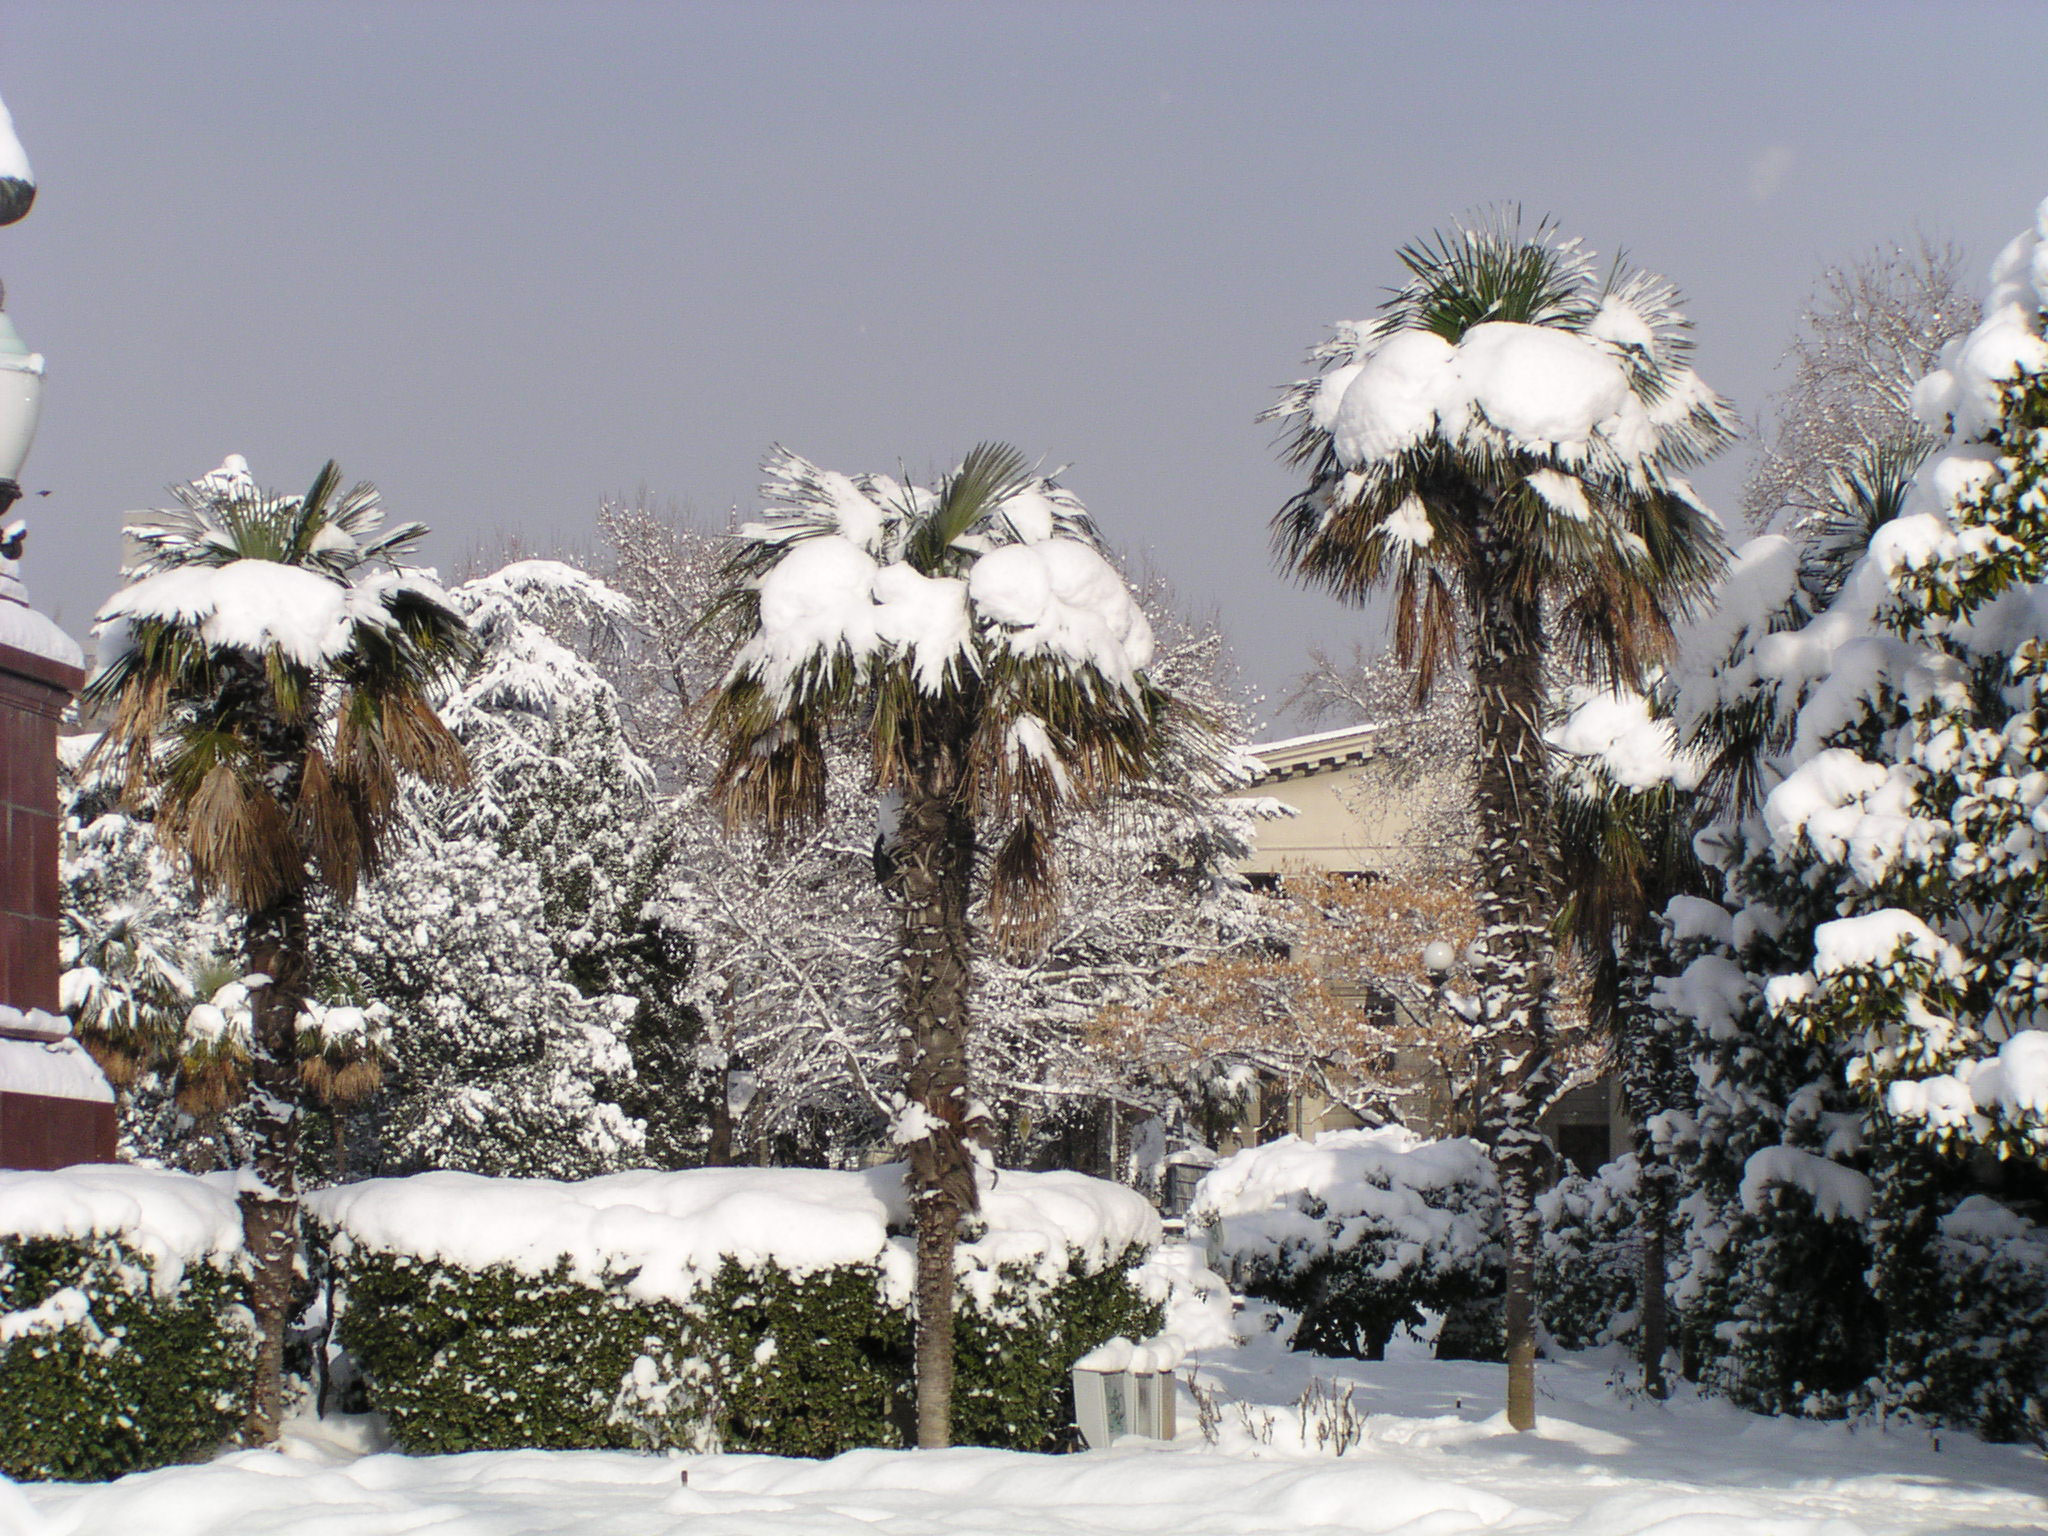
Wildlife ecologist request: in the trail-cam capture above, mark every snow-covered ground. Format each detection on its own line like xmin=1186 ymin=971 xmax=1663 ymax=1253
xmin=9 ymin=1298 xmax=2043 ymax=1536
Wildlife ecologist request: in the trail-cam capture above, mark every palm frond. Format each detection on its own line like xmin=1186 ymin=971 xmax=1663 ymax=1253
xmin=909 ymin=441 xmax=1034 ymax=572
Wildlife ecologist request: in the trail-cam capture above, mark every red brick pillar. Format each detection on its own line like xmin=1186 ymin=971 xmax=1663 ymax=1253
xmin=0 ymin=636 xmax=117 ymax=1168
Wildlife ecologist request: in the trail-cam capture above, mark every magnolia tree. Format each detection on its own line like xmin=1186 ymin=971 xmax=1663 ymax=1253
xmin=699 ymin=444 xmax=1215 ymax=1446
xmin=1265 ymin=215 xmax=1736 ymax=1429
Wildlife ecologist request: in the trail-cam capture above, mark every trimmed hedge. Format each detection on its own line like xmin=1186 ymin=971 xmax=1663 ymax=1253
xmin=332 ymin=1239 xmax=1160 ymax=1457
xmin=0 ymin=1234 xmax=254 ymax=1481
xmin=952 ymin=1244 xmax=1160 ymax=1451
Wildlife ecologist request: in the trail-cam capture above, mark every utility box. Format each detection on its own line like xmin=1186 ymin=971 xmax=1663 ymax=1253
xmin=1071 ymin=1334 xmax=1184 ymax=1447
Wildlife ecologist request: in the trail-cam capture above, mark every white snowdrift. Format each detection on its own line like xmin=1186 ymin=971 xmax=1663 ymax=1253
xmin=19 ymin=1339 xmax=2047 ymax=1536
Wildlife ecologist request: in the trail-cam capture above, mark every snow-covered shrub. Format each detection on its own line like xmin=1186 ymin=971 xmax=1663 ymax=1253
xmin=314 ymin=1164 xmax=1158 ymax=1455
xmin=1536 ymin=1155 xmax=1642 ymax=1352
xmin=950 ymin=1243 xmax=1161 ymax=1451
xmin=1191 ymin=1128 xmax=1501 ymax=1360
xmin=1915 ymin=1196 xmax=2048 ymax=1446
xmin=0 ymin=1166 xmax=254 ymax=1480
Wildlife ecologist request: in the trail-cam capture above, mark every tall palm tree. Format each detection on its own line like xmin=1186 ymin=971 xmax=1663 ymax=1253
xmin=703 ymin=443 xmax=1182 ymax=1446
xmin=1267 ymin=214 xmax=1737 ymax=1429
xmin=84 ymin=456 xmax=471 ymax=1443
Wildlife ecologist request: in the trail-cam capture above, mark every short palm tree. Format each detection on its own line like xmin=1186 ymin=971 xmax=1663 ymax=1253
xmin=1267 ymin=214 xmax=1737 ymax=1429
xmin=84 ymin=456 xmax=471 ymax=1443
xmin=703 ymin=443 xmax=1181 ymax=1447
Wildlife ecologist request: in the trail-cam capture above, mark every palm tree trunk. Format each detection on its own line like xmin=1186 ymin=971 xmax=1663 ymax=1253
xmin=1466 ymin=521 xmax=1559 ymax=1434
xmin=888 ymin=744 xmax=979 ymax=1449
xmin=239 ymin=896 xmax=308 ymax=1446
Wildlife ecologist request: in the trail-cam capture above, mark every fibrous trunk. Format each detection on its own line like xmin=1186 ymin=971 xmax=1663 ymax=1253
xmin=1465 ymin=515 xmax=1559 ymax=1434
xmin=239 ymin=897 xmax=308 ymax=1446
xmin=887 ymin=739 xmax=979 ymax=1449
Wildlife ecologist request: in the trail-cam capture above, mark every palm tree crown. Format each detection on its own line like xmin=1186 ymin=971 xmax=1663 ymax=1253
xmin=706 ymin=442 xmax=1176 ymax=933
xmin=86 ymin=455 xmax=472 ymax=907
xmin=1268 ymin=213 xmax=1738 ymax=693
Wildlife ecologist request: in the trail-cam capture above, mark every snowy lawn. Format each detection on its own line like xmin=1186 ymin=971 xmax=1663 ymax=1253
xmin=10 ymin=1315 xmax=2044 ymax=1536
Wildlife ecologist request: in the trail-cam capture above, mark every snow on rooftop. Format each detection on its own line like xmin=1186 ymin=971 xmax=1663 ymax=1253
xmin=1243 ymin=719 xmax=1391 ymax=759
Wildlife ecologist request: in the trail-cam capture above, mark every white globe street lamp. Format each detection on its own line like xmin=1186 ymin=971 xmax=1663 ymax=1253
xmin=0 ymin=90 xmax=38 ymax=517
xmin=0 ymin=296 xmax=44 ymax=518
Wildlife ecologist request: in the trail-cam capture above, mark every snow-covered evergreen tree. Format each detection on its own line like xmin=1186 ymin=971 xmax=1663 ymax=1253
xmin=1638 ymin=202 xmax=2048 ymax=1441
xmin=320 ymin=558 xmax=709 ymax=1176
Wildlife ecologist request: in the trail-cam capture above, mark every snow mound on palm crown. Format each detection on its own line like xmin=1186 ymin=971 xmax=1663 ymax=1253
xmin=96 ymin=560 xmax=449 ymax=669
xmin=731 ymin=454 xmax=1155 ymax=705
xmin=1312 ymin=317 xmax=1683 ymax=471
xmin=308 ymin=1163 xmax=1159 ymax=1308
xmin=0 ymin=1164 xmax=245 ymax=1292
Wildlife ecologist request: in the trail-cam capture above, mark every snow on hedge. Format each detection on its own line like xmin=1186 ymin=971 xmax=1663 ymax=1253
xmin=1191 ymin=1127 xmax=1495 ymax=1274
xmin=309 ymin=1163 xmax=1159 ymax=1308
xmin=0 ymin=1164 xmax=245 ymax=1292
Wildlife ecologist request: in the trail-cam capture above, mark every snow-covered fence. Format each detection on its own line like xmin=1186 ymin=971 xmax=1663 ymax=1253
xmin=309 ymin=1162 xmax=1164 ymax=1456
xmin=1190 ymin=1128 xmax=1502 ymax=1360
xmin=0 ymin=1164 xmax=255 ymax=1480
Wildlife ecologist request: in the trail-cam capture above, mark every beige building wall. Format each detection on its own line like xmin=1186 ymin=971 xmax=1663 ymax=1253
xmin=1225 ymin=724 xmax=1466 ymax=880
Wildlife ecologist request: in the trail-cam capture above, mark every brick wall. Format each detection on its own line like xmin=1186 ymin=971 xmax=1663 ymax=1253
xmin=0 ymin=637 xmax=116 ymax=1168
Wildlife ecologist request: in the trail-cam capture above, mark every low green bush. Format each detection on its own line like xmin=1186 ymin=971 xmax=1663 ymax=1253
xmin=333 ymin=1238 xmax=1158 ymax=1456
xmin=952 ymin=1243 xmax=1161 ymax=1451
xmin=0 ymin=1234 xmax=254 ymax=1481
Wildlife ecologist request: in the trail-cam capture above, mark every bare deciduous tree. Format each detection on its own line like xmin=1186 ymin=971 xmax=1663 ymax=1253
xmin=1742 ymin=236 xmax=1973 ymax=535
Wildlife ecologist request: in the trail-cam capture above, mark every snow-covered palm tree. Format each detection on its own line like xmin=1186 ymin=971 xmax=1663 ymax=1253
xmin=703 ymin=443 xmax=1182 ymax=1446
xmin=84 ymin=456 xmax=472 ymax=1443
xmin=1266 ymin=215 xmax=1737 ymax=1429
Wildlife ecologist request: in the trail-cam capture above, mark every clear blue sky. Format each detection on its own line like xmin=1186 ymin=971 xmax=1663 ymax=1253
xmin=5 ymin=1 xmax=2045 ymax=721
